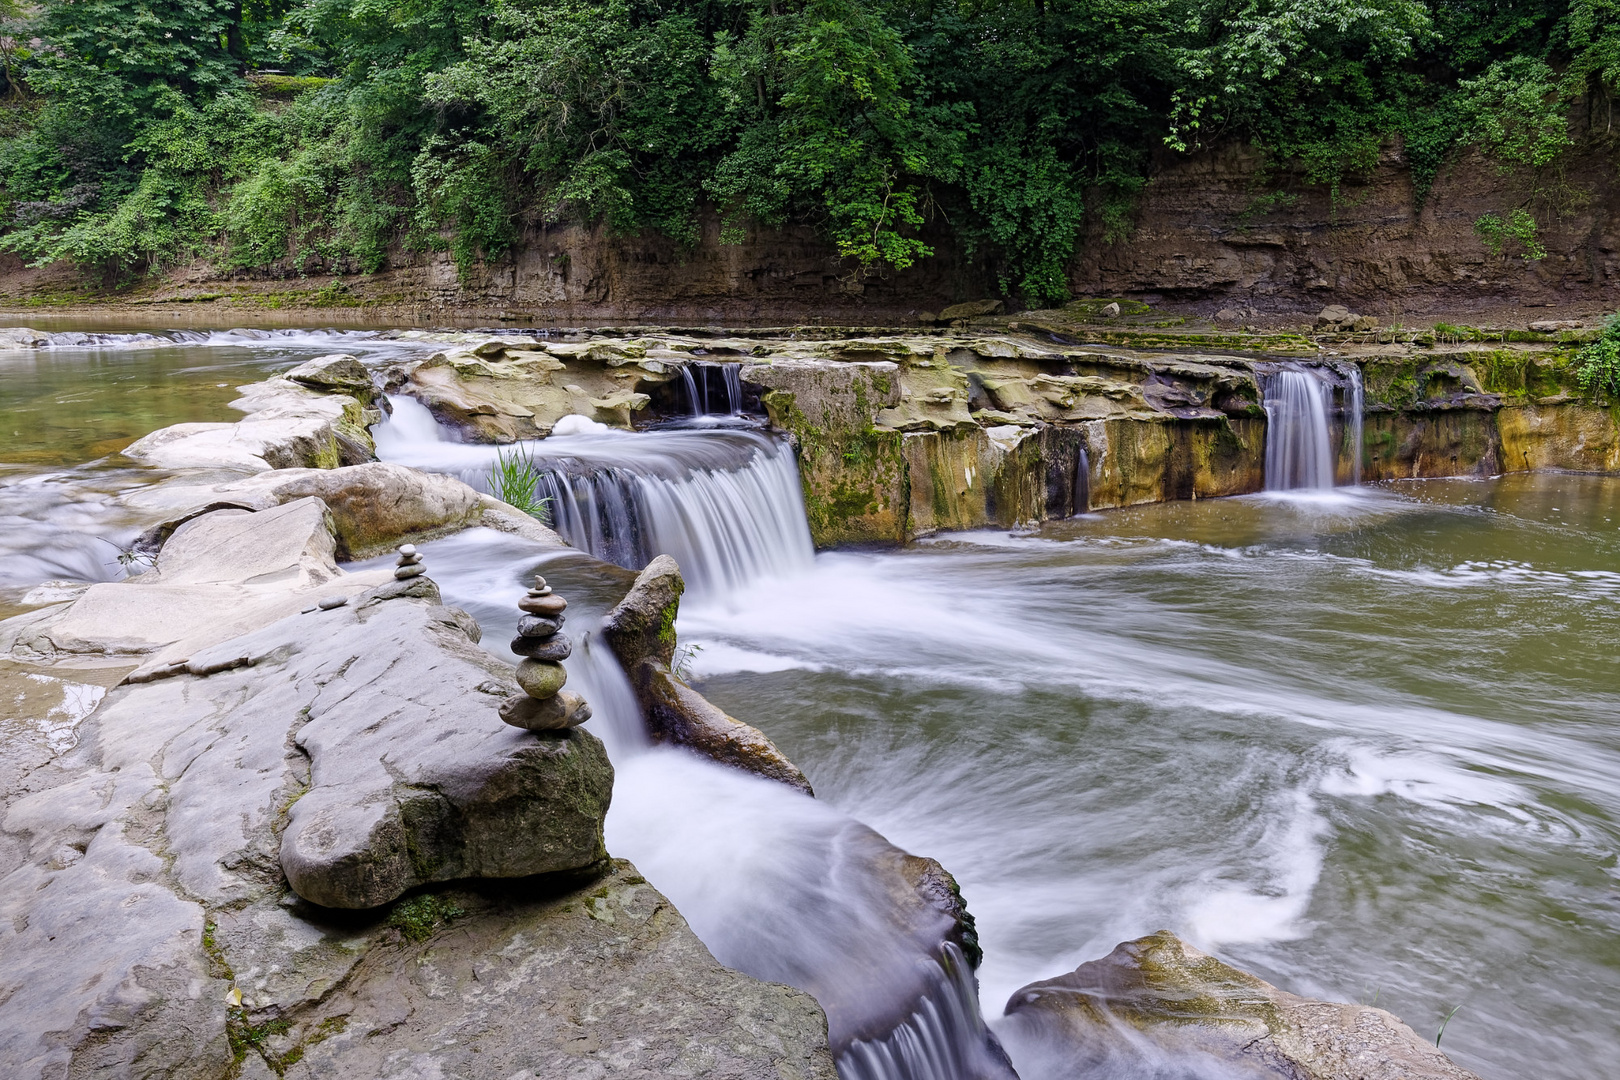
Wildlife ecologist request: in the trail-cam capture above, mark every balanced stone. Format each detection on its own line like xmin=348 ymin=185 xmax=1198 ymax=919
xmin=399 ymin=544 xmax=417 ymax=556
xmin=511 ymin=633 xmax=572 ymax=661
xmin=517 ymin=614 xmax=563 ymax=637
xmin=500 ymin=690 xmax=592 ymax=731
xmin=519 ymin=593 xmax=567 ymax=617
xmin=397 ymin=552 xmax=423 ymax=566
xmin=394 ymin=563 xmax=426 ymax=580
xmin=516 ymin=658 xmax=567 ymax=698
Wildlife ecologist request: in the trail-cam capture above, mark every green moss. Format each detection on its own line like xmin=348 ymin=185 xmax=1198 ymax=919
xmin=388 ymin=892 xmax=466 ymax=943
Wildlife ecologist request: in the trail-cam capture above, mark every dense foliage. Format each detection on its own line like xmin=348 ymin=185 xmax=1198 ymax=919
xmin=0 ymin=0 xmax=1616 ymax=300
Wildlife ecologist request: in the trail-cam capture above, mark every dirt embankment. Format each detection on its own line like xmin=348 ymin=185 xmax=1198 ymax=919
xmin=1 ymin=137 xmax=1617 ymax=326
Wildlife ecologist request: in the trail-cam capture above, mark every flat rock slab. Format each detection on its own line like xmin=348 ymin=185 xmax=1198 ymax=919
xmin=279 ymin=862 xmax=838 ymax=1080
xmin=120 ymin=462 xmax=568 ymax=560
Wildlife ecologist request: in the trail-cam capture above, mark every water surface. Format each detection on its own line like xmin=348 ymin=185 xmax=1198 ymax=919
xmin=678 ymin=479 xmax=1620 ymax=1080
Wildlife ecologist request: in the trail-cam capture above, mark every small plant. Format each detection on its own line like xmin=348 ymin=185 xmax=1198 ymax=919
xmin=388 ymin=893 xmax=465 ymax=943
xmin=672 ymin=641 xmax=703 ymax=682
xmin=1573 ymin=312 xmax=1620 ymax=401
xmin=1435 ymin=1003 xmax=1463 ymax=1047
xmin=1474 ymin=209 xmax=1546 ymax=260
xmin=490 ymin=445 xmax=553 ymax=524
xmin=98 ymin=535 xmax=155 ymax=574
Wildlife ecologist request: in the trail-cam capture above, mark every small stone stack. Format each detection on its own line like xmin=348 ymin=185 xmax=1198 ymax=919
xmin=395 ymin=544 xmax=425 ymax=579
xmin=500 ymin=575 xmax=592 ymax=731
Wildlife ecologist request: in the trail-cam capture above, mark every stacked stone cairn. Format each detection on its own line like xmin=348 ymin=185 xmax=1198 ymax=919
xmin=394 ymin=544 xmax=425 ymax=579
xmin=500 ymin=575 xmax=592 ymax=731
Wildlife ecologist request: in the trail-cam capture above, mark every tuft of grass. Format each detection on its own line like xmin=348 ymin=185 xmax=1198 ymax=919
xmin=490 ymin=445 xmax=553 ymax=524
xmin=1436 ymin=1003 xmax=1463 ymax=1047
xmin=388 ymin=894 xmax=466 ymax=943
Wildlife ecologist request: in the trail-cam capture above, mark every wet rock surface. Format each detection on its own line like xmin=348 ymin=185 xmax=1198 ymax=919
xmin=1002 ymin=930 xmax=1481 ymax=1080
xmin=604 ymin=555 xmax=812 ymax=793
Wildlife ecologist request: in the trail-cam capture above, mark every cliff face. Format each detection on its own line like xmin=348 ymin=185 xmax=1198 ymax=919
xmin=159 ymin=138 xmax=1614 ymax=323
xmin=1069 ymin=140 xmax=1620 ymax=312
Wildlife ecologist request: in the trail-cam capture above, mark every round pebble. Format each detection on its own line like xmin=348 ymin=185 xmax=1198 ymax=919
xmin=511 ymin=633 xmax=572 ymax=661
xmin=394 ymin=564 xmax=427 ymax=580
xmin=515 ymin=658 xmax=568 ymax=698
xmin=399 ymin=544 xmax=417 ymax=556
xmin=518 ymin=593 xmax=567 ymax=617
xmin=516 ymin=614 xmax=563 ymax=637
xmin=317 ymin=595 xmax=348 ymax=610
xmin=396 ymin=553 xmax=423 ymax=566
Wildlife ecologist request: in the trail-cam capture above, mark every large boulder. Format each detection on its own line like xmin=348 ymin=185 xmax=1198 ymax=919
xmin=940 ymin=299 xmax=1005 ymax=321
xmin=282 ymin=353 xmax=376 ymax=400
xmin=603 ymin=555 xmax=812 ymax=793
xmin=1001 ymin=931 xmax=1481 ymax=1080
xmin=275 ymin=862 xmax=838 ymax=1079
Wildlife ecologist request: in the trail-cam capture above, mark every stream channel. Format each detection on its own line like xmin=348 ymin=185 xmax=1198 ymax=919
xmin=3 ymin=329 xmax=1618 ymax=1079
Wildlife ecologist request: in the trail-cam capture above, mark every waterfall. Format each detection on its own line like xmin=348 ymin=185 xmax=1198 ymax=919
xmin=840 ymin=944 xmax=1017 ymax=1080
xmin=1347 ymin=365 xmax=1365 ymax=485
xmin=1262 ymin=368 xmax=1335 ymax=491
xmin=680 ymin=362 xmax=744 ymax=416
xmin=373 ymin=396 xmax=814 ymax=597
xmin=1073 ymin=446 xmax=1090 ymax=516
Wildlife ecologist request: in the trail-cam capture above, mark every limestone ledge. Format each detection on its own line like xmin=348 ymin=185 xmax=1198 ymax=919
xmin=124 ymin=368 xmax=381 ymax=472
xmin=381 ymin=328 xmax=1617 ymax=542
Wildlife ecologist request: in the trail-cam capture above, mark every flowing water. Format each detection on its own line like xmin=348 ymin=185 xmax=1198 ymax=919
xmin=373 ymin=395 xmax=813 ymax=597
xmin=3 ymin=331 xmax=1617 ymax=1080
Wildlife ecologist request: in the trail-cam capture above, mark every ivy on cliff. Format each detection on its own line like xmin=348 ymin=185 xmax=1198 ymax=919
xmin=0 ymin=0 xmax=1618 ymax=297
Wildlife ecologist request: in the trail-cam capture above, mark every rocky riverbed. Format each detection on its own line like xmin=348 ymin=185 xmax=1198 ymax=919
xmin=2 ymin=322 xmax=1576 ymax=1079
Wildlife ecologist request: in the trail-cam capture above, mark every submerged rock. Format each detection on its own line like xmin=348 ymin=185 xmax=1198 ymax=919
xmin=603 ymin=555 xmax=812 ymax=793
xmin=1001 ymin=930 xmax=1481 ymax=1080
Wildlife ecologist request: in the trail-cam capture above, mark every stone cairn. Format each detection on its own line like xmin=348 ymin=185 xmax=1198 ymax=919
xmin=394 ymin=544 xmax=425 ymax=579
xmin=500 ymin=575 xmax=592 ymax=731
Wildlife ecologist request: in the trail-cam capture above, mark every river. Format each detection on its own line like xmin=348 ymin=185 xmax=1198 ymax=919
xmin=3 ymin=330 xmax=1617 ymax=1079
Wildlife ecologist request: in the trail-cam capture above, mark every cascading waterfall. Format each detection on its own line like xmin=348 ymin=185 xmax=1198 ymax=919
xmin=1262 ymin=368 xmax=1335 ymax=490
xmin=679 ymin=361 xmax=745 ymax=416
xmin=840 ymin=944 xmax=1016 ymax=1080
xmin=372 ymin=396 xmax=814 ymax=597
xmin=1346 ymin=366 xmax=1365 ymax=485
xmin=1260 ymin=365 xmax=1366 ymax=491
xmin=1073 ymin=446 xmax=1091 ymax=516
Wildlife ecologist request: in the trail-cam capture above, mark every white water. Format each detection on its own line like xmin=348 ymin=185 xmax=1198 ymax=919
xmin=1262 ymin=366 xmax=1363 ymax=491
xmin=1263 ymin=368 xmax=1334 ymax=490
xmin=372 ymin=396 xmax=815 ymax=597
xmin=679 ymin=361 xmax=744 ymax=416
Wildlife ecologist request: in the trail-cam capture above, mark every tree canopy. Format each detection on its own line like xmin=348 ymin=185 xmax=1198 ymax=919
xmin=0 ymin=0 xmax=1613 ymax=298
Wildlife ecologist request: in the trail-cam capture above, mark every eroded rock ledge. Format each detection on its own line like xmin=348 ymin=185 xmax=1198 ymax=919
xmin=0 ymin=494 xmax=835 ymax=1079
